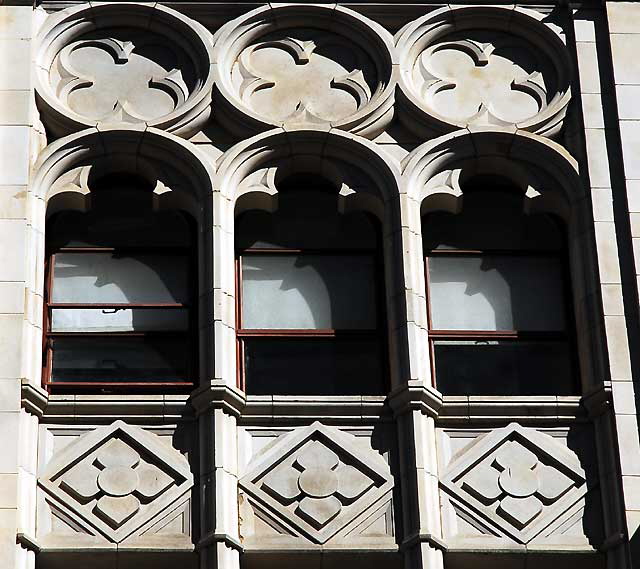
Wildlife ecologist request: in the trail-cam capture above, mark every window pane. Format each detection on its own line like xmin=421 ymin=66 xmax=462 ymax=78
xmin=243 ymin=338 xmax=384 ymax=395
xmin=50 ymin=337 xmax=190 ymax=383
xmin=51 ymin=308 xmax=189 ymax=332
xmin=433 ymin=339 xmax=576 ymax=395
xmin=428 ymin=255 xmax=566 ymax=331
xmin=52 ymin=253 xmax=189 ymax=304
xmin=241 ymin=255 xmax=377 ymax=329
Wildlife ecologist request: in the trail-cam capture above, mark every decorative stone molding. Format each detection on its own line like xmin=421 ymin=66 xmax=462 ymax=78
xmin=239 ymin=421 xmax=394 ymax=546
xmin=38 ymin=420 xmax=193 ymax=544
xmin=402 ymin=128 xmax=584 ymax=220
xmin=35 ymin=3 xmax=215 ymax=138
xmin=32 ymin=127 xmax=216 ymax=220
xmin=440 ymin=423 xmax=591 ymax=545
xmin=395 ymin=6 xmax=571 ymax=138
xmin=217 ymin=128 xmax=401 ymax=221
xmin=212 ymin=4 xmax=396 ymax=138
xmin=21 ymin=379 xmax=48 ymax=418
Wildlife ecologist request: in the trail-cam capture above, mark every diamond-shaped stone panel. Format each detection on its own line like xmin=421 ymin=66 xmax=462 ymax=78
xmin=39 ymin=421 xmax=193 ymax=544
xmin=441 ymin=423 xmax=587 ymax=544
xmin=239 ymin=421 xmax=393 ymax=545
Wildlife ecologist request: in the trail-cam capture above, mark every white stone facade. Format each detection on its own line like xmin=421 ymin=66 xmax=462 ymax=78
xmin=1 ymin=1 xmax=640 ymax=568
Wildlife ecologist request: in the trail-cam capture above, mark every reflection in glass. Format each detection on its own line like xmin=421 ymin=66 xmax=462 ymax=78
xmin=51 ymin=308 xmax=189 ymax=332
xmin=241 ymin=255 xmax=377 ymax=329
xmin=52 ymin=253 xmax=189 ymax=304
xmin=428 ymin=255 xmax=566 ymax=331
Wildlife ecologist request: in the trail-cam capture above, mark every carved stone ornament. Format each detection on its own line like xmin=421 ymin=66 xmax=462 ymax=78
xmin=213 ymin=4 xmax=395 ymax=138
xmin=39 ymin=420 xmax=193 ymax=543
xmin=395 ymin=6 xmax=572 ymax=137
xmin=35 ymin=3 xmax=215 ymax=138
xmin=239 ymin=421 xmax=393 ymax=544
xmin=440 ymin=423 xmax=588 ymax=544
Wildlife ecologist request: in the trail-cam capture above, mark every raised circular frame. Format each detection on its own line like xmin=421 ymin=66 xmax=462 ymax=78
xmin=35 ymin=3 xmax=215 ymax=138
xmin=395 ymin=6 xmax=572 ymax=138
xmin=212 ymin=4 xmax=396 ymax=139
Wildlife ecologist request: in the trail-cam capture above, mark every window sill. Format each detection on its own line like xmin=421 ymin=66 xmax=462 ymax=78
xmin=242 ymin=394 xmax=390 ymax=422
xmin=439 ymin=394 xmax=585 ymax=424
xmin=42 ymin=393 xmax=192 ymax=423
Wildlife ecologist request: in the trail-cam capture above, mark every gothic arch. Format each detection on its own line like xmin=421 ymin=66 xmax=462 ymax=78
xmin=402 ymin=128 xmax=604 ymax=391
xmin=215 ymin=128 xmax=410 ymax=389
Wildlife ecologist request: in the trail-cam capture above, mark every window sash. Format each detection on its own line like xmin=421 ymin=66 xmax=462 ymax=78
xmin=237 ymin=250 xmax=381 ymax=333
xmin=44 ymin=246 xmax=196 ymax=389
xmin=236 ymin=249 xmax=385 ymax=393
xmin=425 ymin=250 xmax=569 ymax=334
xmin=424 ymin=250 xmax=577 ymax=394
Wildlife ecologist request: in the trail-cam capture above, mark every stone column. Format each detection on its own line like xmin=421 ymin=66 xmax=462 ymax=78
xmin=0 ymin=5 xmax=41 ymax=568
xmin=605 ymin=2 xmax=640 ymax=564
xmin=572 ymin=5 xmax=638 ymax=566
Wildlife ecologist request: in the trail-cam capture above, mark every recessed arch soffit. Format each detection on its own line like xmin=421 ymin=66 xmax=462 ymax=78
xmin=402 ymin=128 xmax=584 ymax=223
xmin=35 ymin=3 xmax=215 ymax=139
xmin=395 ymin=6 xmax=572 ymax=139
xmin=212 ymin=4 xmax=396 ymax=139
xmin=216 ymin=128 xmax=402 ymax=221
xmin=32 ymin=127 xmax=217 ymax=221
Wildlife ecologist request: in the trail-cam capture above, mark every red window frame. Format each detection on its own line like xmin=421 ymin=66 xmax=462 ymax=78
xmin=42 ymin=245 xmax=197 ymax=392
xmin=235 ymin=247 xmax=388 ymax=393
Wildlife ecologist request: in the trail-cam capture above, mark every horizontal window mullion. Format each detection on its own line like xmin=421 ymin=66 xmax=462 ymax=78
xmin=425 ymin=249 xmax=563 ymax=257
xmin=239 ymin=248 xmax=377 ymax=255
xmin=429 ymin=330 xmax=568 ymax=340
xmin=44 ymin=381 xmax=193 ymax=387
xmin=237 ymin=329 xmax=379 ymax=337
xmin=53 ymin=247 xmax=191 ymax=254
xmin=48 ymin=303 xmax=190 ymax=309
xmin=48 ymin=331 xmax=191 ymax=337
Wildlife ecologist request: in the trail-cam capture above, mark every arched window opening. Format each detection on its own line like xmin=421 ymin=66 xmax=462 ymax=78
xmin=43 ymin=173 xmax=197 ymax=393
xmin=235 ymin=175 xmax=386 ymax=396
xmin=422 ymin=175 xmax=578 ymax=396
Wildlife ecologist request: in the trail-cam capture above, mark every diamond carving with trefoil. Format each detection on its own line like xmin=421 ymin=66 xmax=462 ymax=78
xmin=39 ymin=420 xmax=193 ymax=543
xmin=239 ymin=422 xmax=393 ymax=544
xmin=441 ymin=423 xmax=587 ymax=543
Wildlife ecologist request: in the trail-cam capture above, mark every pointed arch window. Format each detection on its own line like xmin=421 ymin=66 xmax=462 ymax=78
xmin=43 ymin=174 xmax=197 ymax=392
xmin=235 ymin=176 xmax=387 ymax=395
xmin=423 ymin=177 xmax=578 ymax=396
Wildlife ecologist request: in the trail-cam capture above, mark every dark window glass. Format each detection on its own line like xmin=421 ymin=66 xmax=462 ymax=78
xmin=243 ymin=338 xmax=383 ymax=395
xmin=433 ymin=340 xmax=574 ymax=396
xmin=50 ymin=337 xmax=190 ymax=383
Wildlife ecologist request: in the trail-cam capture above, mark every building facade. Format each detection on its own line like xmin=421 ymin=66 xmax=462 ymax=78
xmin=1 ymin=0 xmax=640 ymax=567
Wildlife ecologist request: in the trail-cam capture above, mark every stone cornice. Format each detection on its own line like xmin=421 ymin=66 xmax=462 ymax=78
xmin=387 ymin=382 xmax=443 ymax=418
xmin=190 ymin=381 xmax=247 ymax=417
xmin=21 ymin=380 xmax=48 ymax=418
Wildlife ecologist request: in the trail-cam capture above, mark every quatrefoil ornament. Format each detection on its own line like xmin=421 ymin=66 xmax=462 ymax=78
xmin=418 ymin=39 xmax=549 ymax=127
xmin=55 ymin=37 xmax=191 ymax=124
xmin=213 ymin=4 xmax=395 ymax=138
xmin=395 ymin=5 xmax=572 ymax=137
xmin=35 ymin=3 xmax=215 ymax=137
